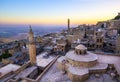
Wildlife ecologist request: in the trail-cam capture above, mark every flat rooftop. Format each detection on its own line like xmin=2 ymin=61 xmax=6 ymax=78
xmin=97 ymin=54 xmax=120 ymax=76
xmin=97 ymin=54 xmax=120 ymax=65
xmin=0 ymin=64 xmax=21 ymax=77
xmin=36 ymin=52 xmax=55 ymax=68
xmin=40 ymin=62 xmax=71 ymax=82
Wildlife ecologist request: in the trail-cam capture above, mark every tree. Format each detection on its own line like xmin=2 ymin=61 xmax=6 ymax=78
xmin=114 ymin=15 xmax=120 ymax=20
xmin=0 ymin=53 xmax=12 ymax=61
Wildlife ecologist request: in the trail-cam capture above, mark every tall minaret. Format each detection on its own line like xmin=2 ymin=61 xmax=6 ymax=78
xmin=68 ymin=18 xmax=70 ymax=34
xmin=28 ymin=25 xmax=36 ymax=65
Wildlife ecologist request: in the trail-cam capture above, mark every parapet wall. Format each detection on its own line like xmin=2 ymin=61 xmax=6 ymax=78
xmin=67 ymin=57 xmax=97 ymax=67
xmin=14 ymin=61 xmax=31 ymax=74
xmin=0 ymin=71 xmax=13 ymax=80
xmin=67 ymin=71 xmax=89 ymax=82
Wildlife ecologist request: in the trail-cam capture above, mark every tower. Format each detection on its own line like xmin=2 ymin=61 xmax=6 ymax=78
xmin=28 ymin=25 xmax=36 ymax=65
xmin=68 ymin=18 xmax=70 ymax=34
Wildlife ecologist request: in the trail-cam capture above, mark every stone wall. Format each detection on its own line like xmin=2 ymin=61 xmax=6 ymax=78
xmin=2 ymin=58 xmax=13 ymax=64
xmin=67 ymin=58 xmax=97 ymax=67
xmin=89 ymin=68 xmax=106 ymax=74
xmin=57 ymin=61 xmax=69 ymax=72
xmin=14 ymin=61 xmax=30 ymax=74
xmin=67 ymin=70 xmax=89 ymax=82
xmin=66 ymin=35 xmax=80 ymax=44
xmin=0 ymin=71 xmax=13 ymax=80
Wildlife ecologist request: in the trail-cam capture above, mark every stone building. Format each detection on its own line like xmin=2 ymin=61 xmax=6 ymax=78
xmin=28 ymin=26 xmax=36 ymax=65
xmin=54 ymin=37 xmax=67 ymax=54
xmin=8 ymin=48 xmax=15 ymax=55
xmin=54 ymin=43 xmax=66 ymax=53
xmin=71 ymin=39 xmax=80 ymax=49
xmin=94 ymin=30 xmax=104 ymax=49
xmin=96 ymin=13 xmax=120 ymax=30
xmin=108 ymin=20 xmax=120 ymax=30
xmin=116 ymin=35 xmax=120 ymax=55
xmin=104 ymin=13 xmax=120 ymax=36
xmin=36 ymin=35 xmax=43 ymax=43
xmin=66 ymin=35 xmax=80 ymax=45
xmin=103 ymin=38 xmax=116 ymax=53
xmin=0 ymin=49 xmax=2 ymax=56
xmin=57 ymin=44 xmax=108 ymax=82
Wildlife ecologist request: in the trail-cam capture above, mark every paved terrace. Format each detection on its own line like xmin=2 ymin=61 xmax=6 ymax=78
xmin=97 ymin=54 xmax=120 ymax=76
xmin=37 ymin=52 xmax=55 ymax=68
xmin=97 ymin=54 xmax=120 ymax=65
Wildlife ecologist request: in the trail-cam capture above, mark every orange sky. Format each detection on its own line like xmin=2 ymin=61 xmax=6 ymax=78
xmin=0 ymin=0 xmax=120 ymax=25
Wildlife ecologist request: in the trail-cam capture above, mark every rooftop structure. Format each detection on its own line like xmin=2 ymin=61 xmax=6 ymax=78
xmin=57 ymin=44 xmax=108 ymax=82
xmin=36 ymin=52 xmax=55 ymax=68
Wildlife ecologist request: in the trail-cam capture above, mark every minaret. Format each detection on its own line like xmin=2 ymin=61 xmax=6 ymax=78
xmin=84 ymin=27 xmax=87 ymax=38
xmin=68 ymin=18 xmax=70 ymax=34
xmin=28 ymin=25 xmax=36 ymax=65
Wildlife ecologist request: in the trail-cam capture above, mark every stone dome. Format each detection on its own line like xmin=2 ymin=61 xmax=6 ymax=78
xmin=66 ymin=51 xmax=98 ymax=67
xmin=75 ymin=45 xmax=87 ymax=55
xmin=75 ymin=45 xmax=87 ymax=50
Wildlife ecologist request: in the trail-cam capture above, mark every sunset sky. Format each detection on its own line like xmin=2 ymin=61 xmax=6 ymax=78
xmin=0 ymin=0 xmax=120 ymax=26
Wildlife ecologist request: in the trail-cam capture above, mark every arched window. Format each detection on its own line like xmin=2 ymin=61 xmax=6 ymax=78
xmin=79 ymin=50 xmax=81 ymax=54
